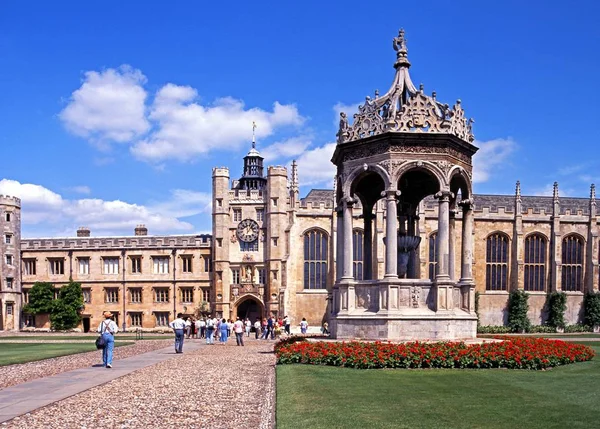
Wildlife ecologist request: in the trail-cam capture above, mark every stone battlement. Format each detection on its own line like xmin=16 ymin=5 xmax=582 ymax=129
xmin=228 ymin=189 xmax=264 ymax=203
xmin=212 ymin=167 xmax=230 ymax=177
xmin=0 ymin=195 xmax=21 ymax=207
xmin=268 ymin=166 xmax=287 ymax=176
xmin=21 ymin=234 xmax=212 ymax=251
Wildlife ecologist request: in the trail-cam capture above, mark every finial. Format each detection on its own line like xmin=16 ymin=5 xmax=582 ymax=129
xmin=515 ymin=180 xmax=521 ymax=198
xmin=392 ymin=28 xmax=411 ymax=68
xmin=291 ymin=160 xmax=299 ymax=190
xmin=591 ymin=184 xmax=596 ymax=200
xmin=553 ymin=182 xmax=559 ymax=201
xmin=252 ymin=121 xmax=257 ymax=149
xmin=432 ymin=91 xmax=437 ymax=100
xmin=419 ymin=83 xmax=424 ymax=92
xmin=374 ymin=89 xmax=379 ymax=99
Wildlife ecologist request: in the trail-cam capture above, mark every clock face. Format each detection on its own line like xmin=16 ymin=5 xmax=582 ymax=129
xmin=236 ymin=218 xmax=259 ymax=243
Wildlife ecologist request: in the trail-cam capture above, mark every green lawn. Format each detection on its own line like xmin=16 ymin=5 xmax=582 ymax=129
xmin=277 ymin=344 xmax=600 ymax=429
xmin=0 ymin=342 xmax=133 ymax=366
xmin=0 ymin=335 xmax=169 ymax=341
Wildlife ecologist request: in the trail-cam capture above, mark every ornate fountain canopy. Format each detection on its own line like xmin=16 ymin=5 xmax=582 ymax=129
xmin=336 ymin=29 xmax=474 ymax=145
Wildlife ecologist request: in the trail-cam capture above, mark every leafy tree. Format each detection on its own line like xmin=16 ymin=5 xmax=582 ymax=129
xmin=23 ymin=282 xmax=55 ymax=314
xmin=584 ymin=292 xmax=600 ymax=328
xmin=50 ymin=281 xmax=84 ymax=330
xmin=547 ymin=292 xmax=567 ymax=329
xmin=507 ymin=290 xmax=531 ymax=333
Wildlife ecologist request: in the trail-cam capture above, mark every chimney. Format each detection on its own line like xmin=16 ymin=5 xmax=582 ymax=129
xmin=77 ymin=227 xmax=91 ymax=237
xmin=135 ymin=224 xmax=148 ymax=236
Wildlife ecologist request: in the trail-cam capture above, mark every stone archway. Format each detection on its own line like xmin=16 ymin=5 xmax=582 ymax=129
xmin=234 ymin=296 xmax=264 ymax=323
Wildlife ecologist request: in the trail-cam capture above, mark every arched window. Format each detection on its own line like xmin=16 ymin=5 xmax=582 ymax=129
xmin=353 ymin=229 xmax=364 ymax=280
xmin=562 ymin=235 xmax=584 ymax=292
xmin=486 ymin=233 xmax=509 ymax=291
xmin=303 ymin=229 xmax=328 ymax=289
xmin=428 ymin=233 xmax=438 ymax=280
xmin=524 ymin=234 xmax=546 ymax=291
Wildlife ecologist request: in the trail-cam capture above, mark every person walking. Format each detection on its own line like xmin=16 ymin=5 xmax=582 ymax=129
xmin=267 ymin=316 xmax=275 ymax=340
xmin=205 ymin=316 xmax=215 ymax=344
xmin=97 ymin=311 xmax=118 ymax=368
xmin=284 ymin=315 xmax=291 ymax=335
xmin=300 ymin=317 xmax=308 ymax=334
xmin=234 ymin=317 xmax=245 ymax=346
xmin=169 ymin=313 xmax=187 ymax=353
xmin=245 ymin=318 xmax=251 ymax=337
xmin=185 ymin=317 xmax=192 ymax=339
xmin=196 ymin=318 xmax=204 ymax=339
xmin=254 ymin=318 xmax=261 ymax=339
xmin=219 ymin=318 xmax=229 ymax=344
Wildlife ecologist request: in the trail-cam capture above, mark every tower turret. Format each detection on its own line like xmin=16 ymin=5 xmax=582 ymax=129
xmin=237 ymin=122 xmax=267 ymax=191
xmin=0 ymin=195 xmax=22 ymax=331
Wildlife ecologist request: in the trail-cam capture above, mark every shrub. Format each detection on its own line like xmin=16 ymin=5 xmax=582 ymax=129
xmin=276 ymin=337 xmax=595 ymax=370
xmin=564 ymin=324 xmax=593 ymax=333
xmin=508 ymin=290 xmax=531 ymax=333
xmin=49 ymin=281 xmax=84 ymax=331
xmin=477 ymin=325 xmax=511 ymax=334
xmin=529 ymin=325 xmax=556 ymax=334
xmin=584 ymin=292 xmax=600 ymax=328
xmin=547 ymin=292 xmax=567 ymax=329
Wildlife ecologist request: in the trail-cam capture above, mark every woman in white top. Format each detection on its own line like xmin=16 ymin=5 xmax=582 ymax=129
xmin=97 ymin=311 xmax=118 ymax=368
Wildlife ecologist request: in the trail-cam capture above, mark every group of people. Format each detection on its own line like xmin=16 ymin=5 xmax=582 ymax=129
xmin=97 ymin=310 xmax=330 ymax=367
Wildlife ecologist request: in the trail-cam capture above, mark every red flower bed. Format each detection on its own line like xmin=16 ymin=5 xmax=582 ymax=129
xmin=275 ymin=337 xmax=595 ymax=370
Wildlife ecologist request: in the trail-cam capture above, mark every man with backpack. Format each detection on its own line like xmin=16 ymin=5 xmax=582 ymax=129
xmin=206 ymin=315 xmax=215 ymax=344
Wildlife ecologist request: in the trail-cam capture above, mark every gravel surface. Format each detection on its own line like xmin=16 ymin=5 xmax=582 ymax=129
xmin=3 ymin=338 xmax=276 ymax=429
xmin=0 ymin=339 xmax=174 ymax=389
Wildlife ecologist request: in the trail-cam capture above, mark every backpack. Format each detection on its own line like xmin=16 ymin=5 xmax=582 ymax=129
xmin=206 ymin=319 xmax=214 ymax=328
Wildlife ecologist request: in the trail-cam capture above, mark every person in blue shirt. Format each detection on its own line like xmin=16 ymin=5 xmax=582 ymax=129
xmin=219 ymin=318 xmax=229 ymax=343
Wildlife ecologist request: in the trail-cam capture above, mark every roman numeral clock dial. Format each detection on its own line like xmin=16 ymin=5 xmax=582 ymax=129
xmin=236 ymin=218 xmax=259 ymax=243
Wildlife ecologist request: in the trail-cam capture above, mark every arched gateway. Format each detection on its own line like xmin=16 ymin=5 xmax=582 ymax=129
xmin=330 ymin=29 xmax=478 ymax=341
xmin=234 ymin=296 xmax=264 ymax=322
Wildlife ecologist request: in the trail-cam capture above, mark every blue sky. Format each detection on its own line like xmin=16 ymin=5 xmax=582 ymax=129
xmin=1 ymin=1 xmax=599 ymax=237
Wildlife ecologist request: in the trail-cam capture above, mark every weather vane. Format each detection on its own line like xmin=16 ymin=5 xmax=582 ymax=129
xmin=252 ymin=121 xmax=257 ymax=148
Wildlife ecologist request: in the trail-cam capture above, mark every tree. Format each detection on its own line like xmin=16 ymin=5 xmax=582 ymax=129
xmin=50 ymin=281 xmax=84 ymax=330
xmin=507 ymin=290 xmax=531 ymax=333
xmin=23 ymin=282 xmax=55 ymax=315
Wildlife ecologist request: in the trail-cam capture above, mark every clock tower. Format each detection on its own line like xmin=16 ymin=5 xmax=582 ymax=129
xmin=211 ymin=132 xmax=288 ymax=321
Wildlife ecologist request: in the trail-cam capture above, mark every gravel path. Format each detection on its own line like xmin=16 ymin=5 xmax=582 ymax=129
xmin=0 ymin=339 xmax=174 ymax=390
xmin=3 ymin=338 xmax=276 ymax=428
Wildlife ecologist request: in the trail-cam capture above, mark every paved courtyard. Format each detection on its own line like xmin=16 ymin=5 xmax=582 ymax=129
xmin=0 ymin=337 xmax=276 ymax=428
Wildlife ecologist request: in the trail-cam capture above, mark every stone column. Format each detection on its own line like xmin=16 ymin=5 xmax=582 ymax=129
xmin=335 ymin=207 xmax=343 ymax=282
xmin=459 ymin=199 xmax=474 ymax=282
xmin=363 ymin=207 xmax=374 ymax=280
xmin=406 ymin=211 xmax=418 ymax=279
xmin=449 ymin=209 xmax=456 ymax=281
xmin=341 ymin=198 xmax=354 ymax=280
xmin=383 ymin=190 xmax=399 ymax=278
xmin=435 ymin=191 xmax=452 ymax=280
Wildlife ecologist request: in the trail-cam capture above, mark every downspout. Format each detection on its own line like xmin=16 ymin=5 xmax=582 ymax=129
xmin=172 ymin=248 xmax=177 ymax=318
xmin=121 ymin=249 xmax=126 ymax=331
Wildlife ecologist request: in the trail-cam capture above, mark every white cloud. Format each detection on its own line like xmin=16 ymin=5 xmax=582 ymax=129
xmin=261 ymin=136 xmax=312 ymax=162
xmin=0 ymin=179 xmax=210 ymax=237
xmin=69 ymin=185 xmax=91 ymax=195
xmin=529 ymin=183 xmax=577 ymax=197
xmin=131 ymin=87 xmax=304 ymax=162
xmin=60 ymin=67 xmax=305 ymax=163
xmin=295 ymin=142 xmax=337 ymax=187
xmin=59 ymin=65 xmax=150 ymax=147
xmin=333 ymin=102 xmax=360 ymax=128
xmin=472 ymin=138 xmax=517 ymax=183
